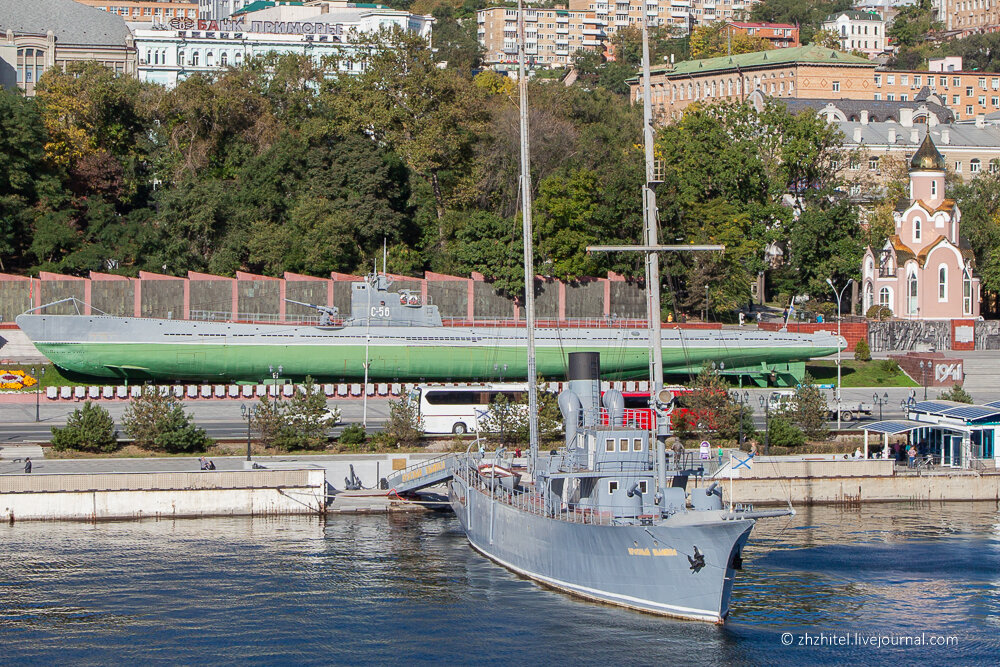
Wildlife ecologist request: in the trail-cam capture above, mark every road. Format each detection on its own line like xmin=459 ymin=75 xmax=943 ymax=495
xmin=0 ymin=399 xmax=392 ymax=444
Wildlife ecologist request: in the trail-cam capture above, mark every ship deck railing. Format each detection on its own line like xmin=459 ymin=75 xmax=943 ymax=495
xmin=454 ymin=461 xmax=653 ymax=526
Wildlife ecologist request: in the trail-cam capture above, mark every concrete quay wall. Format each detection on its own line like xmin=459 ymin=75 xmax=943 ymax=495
xmin=0 ymin=469 xmax=326 ymax=522
xmin=727 ymin=473 xmax=1000 ymax=505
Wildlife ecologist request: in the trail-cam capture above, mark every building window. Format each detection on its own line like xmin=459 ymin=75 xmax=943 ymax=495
xmin=15 ymin=47 xmax=46 ymax=89
xmin=206 ymin=51 xmax=214 ymax=67
xmin=875 ymin=74 xmax=881 ymax=87
xmin=964 ymin=270 xmax=973 ymax=314
xmin=939 ymin=265 xmax=948 ymax=300
xmin=914 ymin=217 xmax=921 ymax=243
xmin=907 ymin=269 xmax=918 ymax=316
xmin=632 ymin=438 xmax=642 ymax=452
xmin=605 ymin=438 xmax=614 ymax=452
xmin=178 ymin=50 xmax=184 ymax=66
xmin=850 ymin=158 xmax=860 ymax=170
xmin=191 ymin=51 xmax=199 ymax=66
xmin=955 ymin=161 xmax=963 ymax=173
xmin=967 ymin=86 xmax=974 ymax=96
xmin=608 ymin=480 xmax=619 ymax=494
xmin=932 ymin=180 xmax=937 ymax=197
xmin=971 ymin=158 xmax=981 ymax=173
xmin=832 ymin=81 xmax=840 ymax=92
xmin=869 ymin=156 xmax=879 ymax=171
xmin=619 ymin=438 xmax=629 ymax=452
xmin=638 ymin=480 xmax=648 ymax=494
xmin=879 ymin=286 xmax=891 ymax=309
xmin=990 ymin=159 xmax=1000 ymax=174
xmin=221 ymin=52 xmax=228 ymax=67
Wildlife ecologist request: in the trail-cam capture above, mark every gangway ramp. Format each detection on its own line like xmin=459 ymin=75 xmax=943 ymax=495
xmin=386 ymin=454 xmax=456 ymax=495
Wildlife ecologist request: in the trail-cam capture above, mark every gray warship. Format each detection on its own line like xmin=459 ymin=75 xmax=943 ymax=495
xmin=443 ymin=5 xmax=793 ymax=623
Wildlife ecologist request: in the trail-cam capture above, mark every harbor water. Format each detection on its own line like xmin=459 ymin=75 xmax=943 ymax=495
xmin=2 ymin=503 xmax=998 ymax=665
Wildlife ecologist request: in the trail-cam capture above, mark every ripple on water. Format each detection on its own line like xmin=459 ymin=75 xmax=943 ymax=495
xmin=0 ymin=503 xmax=998 ymax=665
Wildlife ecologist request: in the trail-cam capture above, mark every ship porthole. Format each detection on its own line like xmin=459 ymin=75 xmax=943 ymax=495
xmin=653 ymin=541 xmax=659 ymax=547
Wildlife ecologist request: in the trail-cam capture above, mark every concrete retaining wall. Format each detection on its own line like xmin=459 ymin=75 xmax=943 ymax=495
xmin=727 ymin=473 xmax=1000 ymax=505
xmin=0 ymin=469 xmax=325 ymax=521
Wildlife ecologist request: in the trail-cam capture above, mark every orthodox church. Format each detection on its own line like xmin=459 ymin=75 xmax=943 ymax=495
xmin=861 ymin=135 xmax=980 ymax=320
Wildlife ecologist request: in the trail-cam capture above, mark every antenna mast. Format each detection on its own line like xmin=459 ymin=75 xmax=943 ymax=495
xmin=517 ymin=0 xmax=540 ymax=469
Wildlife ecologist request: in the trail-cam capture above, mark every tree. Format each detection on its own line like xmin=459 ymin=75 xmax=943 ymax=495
xmin=792 ymin=374 xmax=829 ymax=440
xmin=811 ymin=29 xmax=842 ymax=50
xmin=751 ymin=0 xmax=854 ymax=44
xmin=938 ymin=384 xmax=973 ymax=404
xmin=690 ymin=22 xmax=774 ymax=59
xmin=888 ymin=0 xmax=940 ymax=48
xmin=767 ymin=416 xmax=806 ymax=448
xmin=252 ymin=378 xmax=332 ymax=452
xmin=381 ymin=397 xmax=424 ymax=448
xmin=430 ymin=5 xmax=483 ymax=76
xmin=51 ymin=401 xmax=118 ymax=452
xmin=673 ymin=367 xmax=751 ymax=442
xmin=122 ymin=385 xmax=210 ymax=453
xmin=334 ymin=27 xmax=488 ymax=231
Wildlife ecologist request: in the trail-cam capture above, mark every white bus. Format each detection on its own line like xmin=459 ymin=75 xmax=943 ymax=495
xmin=413 ymin=383 xmax=528 ymax=435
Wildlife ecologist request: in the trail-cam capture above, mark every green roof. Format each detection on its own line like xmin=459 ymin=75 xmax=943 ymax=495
xmin=649 ymin=43 xmax=874 ymax=79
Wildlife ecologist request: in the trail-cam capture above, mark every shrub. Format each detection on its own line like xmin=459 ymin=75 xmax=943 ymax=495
xmin=252 ymin=378 xmax=332 ymax=452
xmin=338 ymin=424 xmax=368 ymax=446
xmin=854 ymin=339 xmax=871 ymax=362
xmin=766 ymin=416 xmax=805 ymax=448
xmin=51 ymin=401 xmax=118 ymax=453
xmin=122 ymin=386 xmax=211 ymax=453
xmin=938 ymin=384 xmax=973 ymax=404
xmin=866 ymin=304 xmax=892 ymax=320
xmin=878 ymin=359 xmax=900 ymax=374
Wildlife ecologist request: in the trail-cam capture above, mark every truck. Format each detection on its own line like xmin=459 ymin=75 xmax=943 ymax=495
xmin=767 ymin=390 xmax=873 ymax=422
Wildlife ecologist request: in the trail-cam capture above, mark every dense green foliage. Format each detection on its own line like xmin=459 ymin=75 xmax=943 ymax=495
xmin=673 ymin=367 xmax=754 ymax=443
xmin=122 ymin=386 xmax=211 ymax=453
xmin=792 ymin=374 xmax=830 ymax=440
xmin=750 ymin=0 xmax=854 ymax=44
xmin=1 ymin=24 xmax=964 ymax=314
xmin=938 ymin=384 xmax=974 ymax=404
xmin=765 ymin=416 xmax=806 ymax=448
xmin=51 ymin=401 xmax=118 ymax=452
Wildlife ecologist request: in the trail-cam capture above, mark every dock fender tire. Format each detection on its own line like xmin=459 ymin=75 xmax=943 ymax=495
xmin=452 ymin=422 xmax=468 ymax=435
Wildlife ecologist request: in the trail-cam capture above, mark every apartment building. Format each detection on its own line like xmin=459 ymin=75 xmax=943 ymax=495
xmin=75 ymin=0 xmax=198 ymax=22
xmin=820 ymin=10 xmax=886 ymax=58
xmin=478 ymin=1 xmax=762 ymax=67
xmin=478 ymin=6 xmax=610 ymax=66
xmin=937 ymin=0 xmax=1000 ymax=35
xmin=876 ymin=68 xmax=1000 ymax=120
xmin=725 ymin=21 xmax=799 ymax=48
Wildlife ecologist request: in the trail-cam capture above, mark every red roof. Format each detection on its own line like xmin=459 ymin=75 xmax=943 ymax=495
xmin=727 ymin=21 xmax=798 ymax=30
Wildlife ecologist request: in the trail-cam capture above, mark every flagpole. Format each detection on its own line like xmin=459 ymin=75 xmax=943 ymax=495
xmin=729 ymin=452 xmax=733 ymax=512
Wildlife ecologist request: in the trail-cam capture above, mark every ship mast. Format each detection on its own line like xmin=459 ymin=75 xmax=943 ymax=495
xmin=517 ymin=0 xmax=540 ymax=471
xmin=588 ymin=19 xmax=722 ymax=498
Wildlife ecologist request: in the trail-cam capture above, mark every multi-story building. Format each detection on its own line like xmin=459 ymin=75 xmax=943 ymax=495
xmin=1 ymin=0 xmax=137 ymax=96
xmin=74 ymin=1 xmax=198 ymax=22
xmin=725 ymin=21 xmax=799 ymax=48
xmin=937 ymin=0 xmax=1000 ymax=36
xmin=477 ymin=1 xmax=763 ymax=67
xmin=820 ymin=10 xmax=886 ymax=58
xmin=135 ymin=1 xmax=432 ymax=87
xmin=478 ymin=6 xmax=610 ymax=67
xmin=198 ymin=0 xmax=257 ymax=19
xmin=875 ymin=67 xmax=1000 ymax=121
xmin=629 ymin=44 xmax=877 ymax=121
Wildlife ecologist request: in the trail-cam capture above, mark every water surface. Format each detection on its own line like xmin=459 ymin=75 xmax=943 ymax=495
xmin=2 ymin=503 xmax=998 ymax=665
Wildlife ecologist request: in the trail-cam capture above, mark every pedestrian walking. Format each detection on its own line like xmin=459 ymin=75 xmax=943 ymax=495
xmin=23 ymin=457 xmax=32 ymax=474
xmin=717 ymin=446 xmax=724 ymax=466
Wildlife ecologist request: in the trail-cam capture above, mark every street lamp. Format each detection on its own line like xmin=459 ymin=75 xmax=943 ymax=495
xmin=900 ymin=394 xmax=916 ymax=418
xmin=32 ymin=366 xmax=45 ymax=422
xmin=731 ymin=390 xmax=750 ymax=448
xmin=240 ymin=403 xmax=259 ymax=462
xmin=918 ymin=360 xmax=929 ymax=400
xmin=758 ymin=393 xmax=771 ymax=455
xmin=873 ymin=391 xmax=889 ymax=422
xmin=826 ymin=277 xmax=854 ymax=431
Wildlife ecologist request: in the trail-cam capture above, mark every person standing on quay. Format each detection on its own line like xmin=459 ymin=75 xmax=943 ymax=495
xmin=23 ymin=457 xmax=32 ymax=474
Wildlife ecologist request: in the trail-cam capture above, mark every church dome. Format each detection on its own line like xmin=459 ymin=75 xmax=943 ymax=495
xmin=910 ymin=133 xmax=947 ymax=171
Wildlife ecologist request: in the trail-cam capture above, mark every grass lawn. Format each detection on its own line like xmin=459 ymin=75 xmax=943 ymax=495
xmin=806 ymin=359 xmax=917 ymax=388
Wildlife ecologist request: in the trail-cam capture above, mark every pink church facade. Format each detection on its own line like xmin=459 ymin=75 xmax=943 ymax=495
xmin=861 ymin=135 xmax=981 ymax=320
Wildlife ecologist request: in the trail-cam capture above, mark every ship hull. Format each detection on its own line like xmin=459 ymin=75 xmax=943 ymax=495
xmin=15 ymin=314 xmax=842 ymax=383
xmin=448 ymin=476 xmax=754 ymax=623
